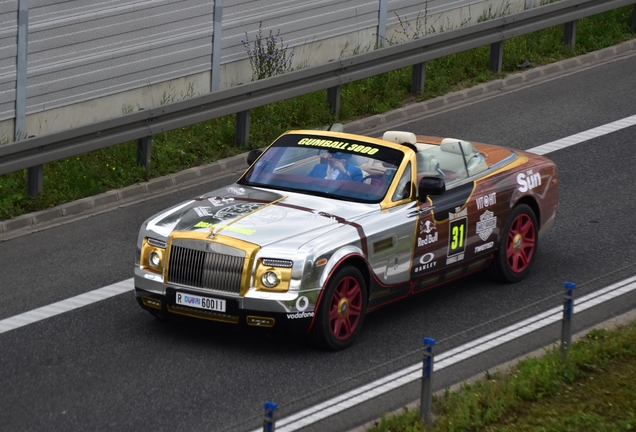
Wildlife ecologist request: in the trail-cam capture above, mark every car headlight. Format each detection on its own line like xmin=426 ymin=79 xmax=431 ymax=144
xmin=140 ymin=238 xmax=166 ymax=275
xmin=255 ymin=258 xmax=292 ymax=292
xmin=149 ymin=251 xmax=161 ymax=268
xmin=261 ymin=270 xmax=280 ymax=288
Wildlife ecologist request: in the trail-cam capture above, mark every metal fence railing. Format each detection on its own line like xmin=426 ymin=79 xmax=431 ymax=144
xmin=0 ymin=0 xmax=634 ymax=195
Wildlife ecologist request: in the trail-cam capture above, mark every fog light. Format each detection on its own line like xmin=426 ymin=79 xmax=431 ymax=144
xmin=149 ymin=251 xmax=161 ymax=267
xmin=142 ymin=296 xmax=162 ymax=310
xmin=247 ymin=316 xmax=275 ymax=327
xmin=262 ymin=270 xmax=279 ymax=288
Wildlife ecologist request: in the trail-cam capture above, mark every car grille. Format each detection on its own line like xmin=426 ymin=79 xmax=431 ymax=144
xmin=167 ymin=245 xmax=244 ymax=294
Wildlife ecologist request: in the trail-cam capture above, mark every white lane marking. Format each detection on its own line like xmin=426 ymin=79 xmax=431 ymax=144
xmin=0 ymin=279 xmax=133 ymax=335
xmin=268 ymin=275 xmax=636 ymax=432
xmin=528 ymin=114 xmax=636 ymax=155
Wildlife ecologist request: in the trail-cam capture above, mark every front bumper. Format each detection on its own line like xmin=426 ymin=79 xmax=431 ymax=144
xmin=134 ymin=267 xmax=318 ymax=335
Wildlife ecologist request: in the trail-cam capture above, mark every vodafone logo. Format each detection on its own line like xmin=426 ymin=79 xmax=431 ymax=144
xmin=288 ymin=296 xmax=313 ymax=319
xmin=287 ymin=311 xmax=314 ymax=319
xmin=296 ymin=296 xmax=309 ymax=312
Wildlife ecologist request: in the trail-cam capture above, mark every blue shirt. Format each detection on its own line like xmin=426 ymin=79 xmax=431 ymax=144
xmin=308 ymin=162 xmax=363 ymax=181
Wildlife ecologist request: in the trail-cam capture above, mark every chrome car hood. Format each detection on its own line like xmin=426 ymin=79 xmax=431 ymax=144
xmin=143 ymin=184 xmax=377 ymax=246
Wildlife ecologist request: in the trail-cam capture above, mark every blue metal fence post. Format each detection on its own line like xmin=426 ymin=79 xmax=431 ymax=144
xmin=420 ymin=337 xmax=436 ymax=427
xmin=561 ymin=281 xmax=576 ymax=360
xmin=263 ymin=401 xmax=278 ymax=432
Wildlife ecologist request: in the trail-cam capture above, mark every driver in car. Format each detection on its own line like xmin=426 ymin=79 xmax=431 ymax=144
xmin=308 ymin=151 xmax=363 ymax=181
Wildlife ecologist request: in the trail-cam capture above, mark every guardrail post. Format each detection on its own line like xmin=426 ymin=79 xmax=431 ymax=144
xmin=563 ymin=21 xmax=576 ymax=48
xmin=327 ymin=85 xmax=341 ymax=119
xmin=561 ymin=281 xmax=576 ymax=361
xmin=489 ymin=41 xmax=503 ymax=73
xmin=411 ymin=62 xmax=426 ymax=95
xmin=420 ymin=337 xmax=436 ymax=427
xmin=524 ymin=0 xmax=532 ymax=10
xmin=136 ymin=136 xmax=152 ymax=171
xmin=25 ymin=135 xmax=43 ymax=196
xmin=236 ymin=110 xmax=250 ymax=147
xmin=262 ymin=401 xmax=278 ymax=432
xmin=27 ymin=164 xmax=43 ymax=196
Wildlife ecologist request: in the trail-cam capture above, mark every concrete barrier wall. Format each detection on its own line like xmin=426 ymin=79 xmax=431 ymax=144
xmin=0 ymin=0 xmax=541 ymax=141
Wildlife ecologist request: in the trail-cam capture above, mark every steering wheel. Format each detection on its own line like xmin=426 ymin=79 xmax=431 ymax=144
xmin=361 ymin=174 xmax=384 ymax=184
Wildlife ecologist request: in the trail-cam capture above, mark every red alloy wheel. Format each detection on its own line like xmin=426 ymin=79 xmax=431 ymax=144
xmin=328 ymin=276 xmax=363 ymax=340
xmin=506 ymin=213 xmax=536 ymax=273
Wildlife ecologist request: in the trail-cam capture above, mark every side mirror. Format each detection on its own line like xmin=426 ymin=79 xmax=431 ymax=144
xmin=418 ymin=177 xmax=445 ymax=202
xmin=247 ymin=149 xmax=263 ymax=165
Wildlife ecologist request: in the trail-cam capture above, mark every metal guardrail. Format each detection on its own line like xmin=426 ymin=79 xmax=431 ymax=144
xmin=0 ymin=0 xmax=633 ymax=179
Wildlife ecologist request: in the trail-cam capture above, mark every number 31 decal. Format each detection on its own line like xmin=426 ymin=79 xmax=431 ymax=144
xmin=448 ymin=218 xmax=467 ymax=257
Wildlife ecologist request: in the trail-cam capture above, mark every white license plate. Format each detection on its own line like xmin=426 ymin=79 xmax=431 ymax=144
xmin=175 ymin=292 xmax=226 ymax=313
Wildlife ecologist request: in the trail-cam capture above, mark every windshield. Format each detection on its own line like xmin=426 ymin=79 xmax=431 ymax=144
xmin=239 ymin=133 xmax=405 ymax=203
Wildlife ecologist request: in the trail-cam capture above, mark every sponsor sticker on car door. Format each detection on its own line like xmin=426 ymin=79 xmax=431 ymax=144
xmin=411 ymin=216 xmax=440 ymax=276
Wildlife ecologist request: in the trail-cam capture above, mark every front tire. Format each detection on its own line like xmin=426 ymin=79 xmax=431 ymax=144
xmin=310 ymin=266 xmax=367 ymax=350
xmin=488 ymin=204 xmax=538 ymax=283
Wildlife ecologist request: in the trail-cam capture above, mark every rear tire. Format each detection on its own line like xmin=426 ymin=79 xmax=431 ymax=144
xmin=310 ymin=266 xmax=367 ymax=350
xmin=488 ymin=204 xmax=538 ymax=283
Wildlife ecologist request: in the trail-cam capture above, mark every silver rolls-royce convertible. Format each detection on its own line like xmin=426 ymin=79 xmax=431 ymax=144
xmin=134 ymin=129 xmax=558 ymax=350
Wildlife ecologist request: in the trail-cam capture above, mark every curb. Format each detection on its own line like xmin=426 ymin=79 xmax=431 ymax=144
xmin=1 ymin=39 xmax=635 ymax=237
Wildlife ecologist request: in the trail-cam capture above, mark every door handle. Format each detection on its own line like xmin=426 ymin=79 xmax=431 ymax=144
xmin=407 ymin=206 xmax=435 ymax=218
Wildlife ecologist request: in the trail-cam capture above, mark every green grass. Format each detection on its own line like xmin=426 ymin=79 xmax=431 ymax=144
xmin=368 ymin=320 xmax=636 ymax=431
xmin=1 ymin=7 xmax=634 ymax=220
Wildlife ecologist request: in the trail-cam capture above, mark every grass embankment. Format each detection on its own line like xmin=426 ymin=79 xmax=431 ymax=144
xmin=0 ymin=7 xmax=634 ymax=220
xmin=370 ymin=320 xmax=636 ymax=432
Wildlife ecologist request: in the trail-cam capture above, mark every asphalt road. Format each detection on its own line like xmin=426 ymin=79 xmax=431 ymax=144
xmin=1 ymin=50 xmax=636 ymax=432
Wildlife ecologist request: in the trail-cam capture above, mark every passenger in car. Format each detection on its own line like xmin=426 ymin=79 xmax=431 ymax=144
xmin=308 ymin=151 xmax=363 ymax=181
